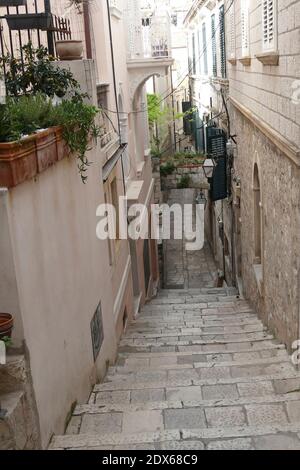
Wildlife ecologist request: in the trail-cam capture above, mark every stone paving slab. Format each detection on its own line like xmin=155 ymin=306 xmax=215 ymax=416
xmin=50 ymin=286 xmax=300 ymax=450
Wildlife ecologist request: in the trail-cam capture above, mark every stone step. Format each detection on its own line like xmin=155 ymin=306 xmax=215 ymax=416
xmin=141 ymin=307 xmax=254 ymax=316
xmin=147 ymin=295 xmax=242 ymax=305
xmin=0 ymin=354 xmax=26 ymax=394
xmin=118 ymin=339 xmax=284 ymax=355
xmin=118 ymin=343 xmax=286 ymax=359
xmin=94 ymin=369 xmax=300 ymax=392
xmin=111 ymin=354 xmax=290 ymax=373
xmin=131 ymin=317 xmax=263 ymax=329
xmin=49 ymin=422 xmax=300 ymax=450
xmin=119 ymin=332 xmax=274 ymax=348
xmin=125 ymin=324 xmax=266 ymax=339
xmin=73 ymin=391 xmax=300 ymax=417
xmin=0 ymin=391 xmax=26 ymax=450
xmin=106 ymin=357 xmax=294 ymax=383
xmin=157 ymin=287 xmax=238 ymax=296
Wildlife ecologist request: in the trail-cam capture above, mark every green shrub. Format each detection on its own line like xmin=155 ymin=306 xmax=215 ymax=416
xmin=177 ymin=175 xmax=191 ymax=189
xmin=0 ymin=42 xmax=79 ymax=98
xmin=160 ymin=161 xmax=175 ymax=177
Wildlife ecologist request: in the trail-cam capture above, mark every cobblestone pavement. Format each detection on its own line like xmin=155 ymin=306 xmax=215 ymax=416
xmin=164 ymin=189 xmax=218 ymax=289
xmin=50 ymin=287 xmax=300 ymax=450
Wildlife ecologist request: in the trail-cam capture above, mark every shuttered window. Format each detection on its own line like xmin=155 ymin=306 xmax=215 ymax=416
xmin=202 ymin=22 xmax=208 ymax=75
xmin=197 ymin=29 xmax=202 ymax=75
xmin=211 ymin=14 xmax=217 ymax=77
xmin=192 ymin=33 xmax=196 ymax=75
xmin=241 ymin=0 xmax=250 ymax=57
xmin=219 ymin=5 xmax=227 ymax=78
xmin=229 ymin=4 xmax=236 ymax=59
xmin=262 ymin=0 xmax=276 ymax=51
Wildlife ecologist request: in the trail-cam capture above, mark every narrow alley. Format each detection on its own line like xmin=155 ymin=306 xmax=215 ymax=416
xmin=50 ymin=190 xmax=300 ymax=451
xmin=164 ymin=189 xmax=218 ymax=290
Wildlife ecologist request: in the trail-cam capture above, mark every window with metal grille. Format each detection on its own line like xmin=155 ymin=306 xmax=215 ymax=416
xmin=202 ymin=22 xmax=208 ymax=75
xmin=262 ymin=0 xmax=276 ymax=51
xmin=219 ymin=5 xmax=227 ymax=78
xmin=211 ymin=14 xmax=217 ymax=77
xmin=229 ymin=3 xmax=236 ymax=59
xmin=241 ymin=0 xmax=250 ymax=57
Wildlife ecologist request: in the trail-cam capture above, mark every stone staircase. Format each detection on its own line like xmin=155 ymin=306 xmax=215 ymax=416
xmin=50 ymin=288 xmax=300 ymax=450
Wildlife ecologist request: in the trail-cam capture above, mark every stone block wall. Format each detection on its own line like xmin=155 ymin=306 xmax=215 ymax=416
xmin=161 ymin=166 xmax=207 ymax=190
xmin=232 ymin=104 xmax=300 ymax=350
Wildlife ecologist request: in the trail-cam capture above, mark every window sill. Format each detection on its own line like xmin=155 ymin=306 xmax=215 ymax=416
xmin=228 ymin=58 xmax=237 ymax=65
xmin=110 ymin=6 xmax=122 ymax=19
xmin=239 ymin=56 xmax=251 ymax=66
xmin=253 ymin=263 xmax=264 ymax=297
xmin=255 ymin=51 xmax=279 ymax=66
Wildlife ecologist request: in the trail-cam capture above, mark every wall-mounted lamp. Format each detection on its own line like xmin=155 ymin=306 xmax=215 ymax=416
xmin=202 ymin=158 xmax=215 ymax=180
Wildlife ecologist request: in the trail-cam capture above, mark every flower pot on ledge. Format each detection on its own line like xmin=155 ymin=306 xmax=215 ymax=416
xmin=0 ymin=127 xmax=65 ymax=188
xmin=55 ymin=40 xmax=83 ymax=61
xmin=0 ymin=313 xmax=14 ymax=340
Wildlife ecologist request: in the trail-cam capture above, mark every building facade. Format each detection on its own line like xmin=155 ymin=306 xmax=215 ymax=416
xmin=0 ymin=0 xmax=171 ymax=448
xmin=185 ymin=0 xmax=300 ymax=351
xmin=226 ymin=0 xmax=300 ymax=349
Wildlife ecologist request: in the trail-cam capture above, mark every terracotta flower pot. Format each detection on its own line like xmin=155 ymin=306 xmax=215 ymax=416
xmin=55 ymin=40 xmax=83 ymax=61
xmin=0 ymin=127 xmax=65 ymax=188
xmin=35 ymin=128 xmax=58 ymax=172
xmin=0 ymin=313 xmax=14 ymax=340
xmin=0 ymin=135 xmax=38 ymax=188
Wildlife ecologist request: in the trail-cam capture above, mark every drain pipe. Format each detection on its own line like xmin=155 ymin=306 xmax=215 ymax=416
xmin=83 ymin=1 xmax=92 ymax=59
xmin=106 ymin=0 xmax=121 ymax=139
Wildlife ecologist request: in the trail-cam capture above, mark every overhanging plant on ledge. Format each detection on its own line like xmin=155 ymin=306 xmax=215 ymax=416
xmin=0 ymin=43 xmax=101 ymax=185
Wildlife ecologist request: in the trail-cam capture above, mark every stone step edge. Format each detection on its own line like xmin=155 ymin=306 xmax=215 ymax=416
xmin=49 ymin=422 xmax=300 ymax=449
xmin=108 ymin=355 xmax=291 ymax=374
xmin=131 ymin=318 xmax=263 ymax=327
xmin=120 ymin=334 xmax=274 ymax=347
xmin=124 ymin=327 xmax=267 ymax=340
xmin=118 ymin=343 xmax=286 ymax=358
xmin=94 ymin=371 xmax=300 ymax=392
xmin=74 ymin=391 xmax=300 ymax=416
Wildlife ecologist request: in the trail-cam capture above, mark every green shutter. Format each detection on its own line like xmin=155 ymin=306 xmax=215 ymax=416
xmin=182 ymin=101 xmax=192 ymax=135
xmin=211 ymin=15 xmax=217 ymax=77
xmin=219 ymin=5 xmax=227 ymax=79
xmin=210 ymin=155 xmax=227 ymax=201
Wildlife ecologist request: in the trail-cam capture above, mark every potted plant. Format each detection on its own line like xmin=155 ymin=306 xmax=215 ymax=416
xmin=0 ymin=0 xmax=27 ymax=6
xmin=5 ymin=12 xmax=52 ymax=31
xmin=0 ymin=313 xmax=14 ymax=340
xmin=55 ymin=40 xmax=84 ymax=61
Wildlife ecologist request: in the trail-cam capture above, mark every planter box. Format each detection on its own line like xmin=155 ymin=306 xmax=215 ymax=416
xmin=0 ymin=0 xmax=27 ymax=6
xmin=0 ymin=127 xmax=65 ymax=188
xmin=5 ymin=13 xmax=52 ymax=31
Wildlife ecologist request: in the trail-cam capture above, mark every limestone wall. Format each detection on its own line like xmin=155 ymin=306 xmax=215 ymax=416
xmin=232 ymin=104 xmax=300 ymax=350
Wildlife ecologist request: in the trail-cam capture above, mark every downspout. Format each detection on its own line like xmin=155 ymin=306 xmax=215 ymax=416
xmin=106 ymin=0 xmax=121 ymax=139
xmin=83 ymin=1 xmax=93 ymax=59
xmin=106 ymin=0 xmax=125 ymax=195
xmin=170 ymin=65 xmax=177 ymax=152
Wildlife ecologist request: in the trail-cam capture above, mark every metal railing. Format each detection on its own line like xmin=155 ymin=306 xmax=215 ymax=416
xmin=0 ymin=0 xmax=72 ymax=66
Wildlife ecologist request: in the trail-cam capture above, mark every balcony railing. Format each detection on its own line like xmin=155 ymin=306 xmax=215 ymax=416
xmin=126 ymin=2 xmax=171 ymax=60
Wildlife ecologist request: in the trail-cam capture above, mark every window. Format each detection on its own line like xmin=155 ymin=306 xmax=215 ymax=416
xmin=197 ymin=29 xmax=202 ymax=75
xmin=219 ymin=5 xmax=227 ymax=78
xmin=229 ymin=3 xmax=236 ymax=59
xmin=262 ymin=0 xmax=276 ymax=51
xmin=211 ymin=14 xmax=217 ymax=77
xmin=202 ymin=22 xmax=208 ymax=75
xmin=192 ymin=33 xmax=196 ymax=75
xmin=241 ymin=0 xmax=250 ymax=57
